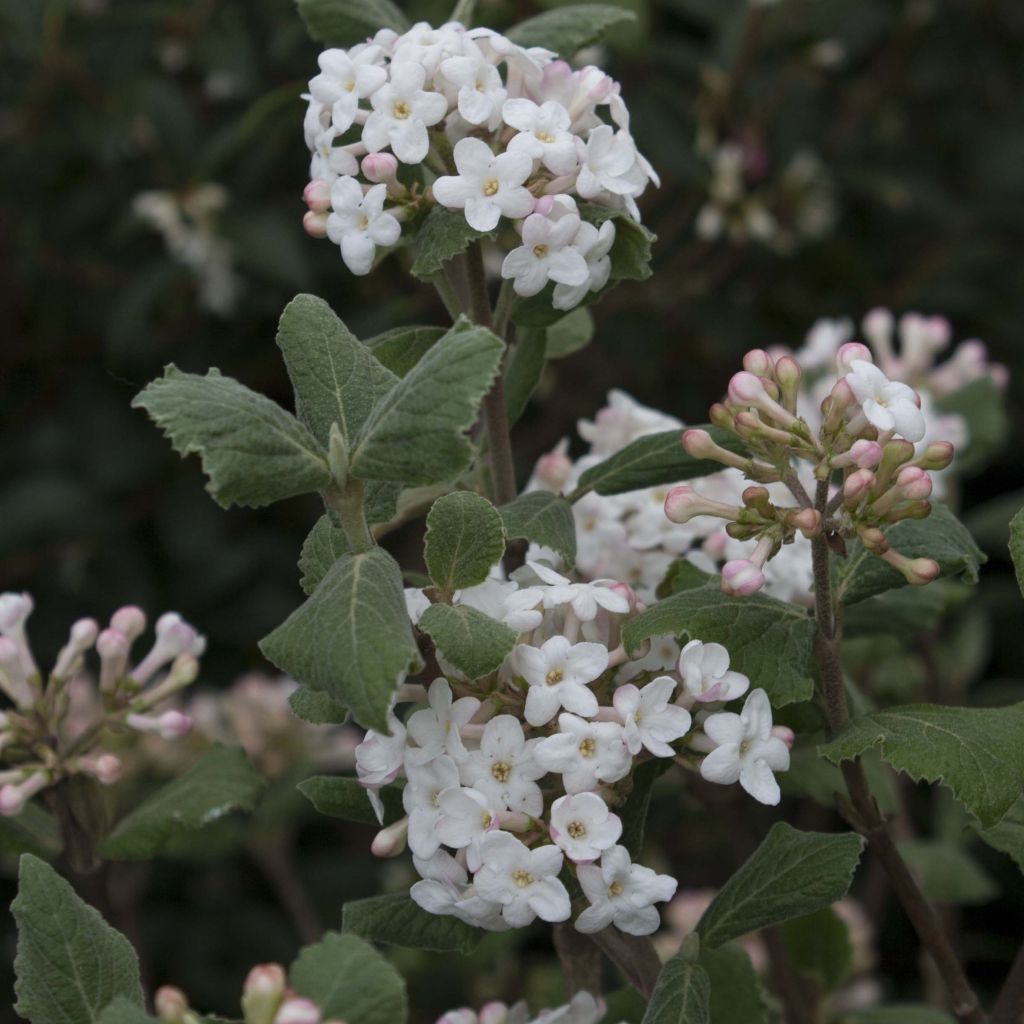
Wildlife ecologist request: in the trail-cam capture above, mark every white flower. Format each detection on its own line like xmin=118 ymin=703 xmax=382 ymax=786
xmin=326 ymin=178 xmax=401 ymax=275
xmin=458 ymin=579 xmax=544 ymax=633
xmin=549 ymin=792 xmax=622 ymax=863
xmin=700 ymin=688 xmax=790 ymax=805
xmin=677 ymin=640 xmax=750 ymax=704
xmin=501 ymin=205 xmax=588 ymax=298
xmin=536 ymin=992 xmax=606 ymax=1024
xmin=355 ymin=712 xmax=406 ymax=822
xmin=528 ymin=561 xmax=630 ymax=622
xmin=575 ymin=125 xmax=640 ymax=199
xmin=362 ymin=61 xmax=449 ymax=164
xmin=440 ymin=53 xmax=507 ymax=128
xmin=612 ymin=677 xmax=692 ymax=757
xmin=533 ymin=713 xmax=632 ymax=793
xmin=432 ymin=137 xmax=535 ymax=232
xmin=463 ymin=715 xmax=545 ymax=815
xmin=434 ymin=786 xmax=499 ymax=870
xmin=575 ymin=845 xmax=677 ymax=936
xmin=406 ymin=677 xmax=480 ymax=767
xmin=403 ymin=753 xmax=461 ymax=858
xmin=577 ymin=390 xmax=681 ymax=457
xmin=308 ymin=122 xmax=361 ymax=183
xmin=308 ymin=46 xmax=387 ymax=133
xmin=845 ymin=359 xmax=925 ymax=442
xmin=392 ymin=21 xmax=469 ymax=76
xmin=503 ymin=99 xmax=579 ymax=174
xmin=515 ymin=635 xmax=608 ymax=726
xmin=551 ymin=219 xmax=615 ymax=311
xmin=474 ymin=832 xmax=571 ymax=927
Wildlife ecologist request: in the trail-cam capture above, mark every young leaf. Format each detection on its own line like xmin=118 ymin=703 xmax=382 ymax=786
xmin=507 ymin=4 xmax=636 ymax=54
xmin=297 ymin=776 xmax=404 ymax=827
xmin=419 ymin=603 xmax=517 ymax=679
xmin=573 ymin=427 xmax=746 ymax=499
xmin=349 ymin=320 xmax=504 ymax=485
xmin=103 ymin=744 xmax=265 ymax=859
xmin=295 ymin=0 xmax=408 ymax=46
xmin=13 ymin=854 xmax=144 ymax=1024
xmin=976 ymin=795 xmax=1024 ymax=873
xmin=500 ymin=491 xmax=577 ymax=567
xmin=424 ymin=491 xmax=506 ymax=592
xmin=1010 ymin=504 xmax=1024 ymax=597
xmin=642 ymin=949 xmax=711 ymax=1024
xmin=288 ymin=685 xmax=349 ymax=725
xmin=298 ymin=514 xmax=350 ymax=595
xmin=696 ymin=823 xmax=864 ymax=949
xmin=0 ymin=802 xmax=62 ymax=858
xmin=546 ymin=306 xmax=595 ymax=359
xmin=700 ymin=944 xmax=769 ymax=1024
xmin=780 ymin=908 xmax=853 ymax=991
xmin=365 ymin=325 xmax=446 ymax=378
xmin=289 ymin=931 xmax=407 ymax=1024
xmin=410 ymin=206 xmax=494 ymax=279
xmin=897 ymin=840 xmax=999 ymax=904
xmin=342 ymin=892 xmax=485 ymax=954
xmin=132 ymin=366 xmax=330 ymax=508
xmin=96 ymin=1000 xmax=157 ymax=1024
xmin=260 ymin=548 xmax=421 ymax=732
xmin=276 ymin=294 xmax=397 ymax=449
xmin=504 ymin=327 xmax=547 ymax=426
xmin=622 ymin=581 xmax=815 ymax=706
xmin=836 ymin=505 xmax=985 ymax=605
xmin=819 ymin=703 xmax=1024 ymax=828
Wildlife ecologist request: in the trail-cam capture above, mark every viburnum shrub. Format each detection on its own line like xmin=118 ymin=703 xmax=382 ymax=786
xmin=6 ymin=3 xmax=1024 ymax=1024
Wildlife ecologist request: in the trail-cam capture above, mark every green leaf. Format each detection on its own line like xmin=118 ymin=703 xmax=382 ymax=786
xmin=622 ymin=580 xmax=815 ymax=706
xmin=836 ymin=505 xmax=985 ymax=605
xmin=103 ymin=745 xmax=264 ymax=859
xmin=546 ymin=306 xmax=595 ymax=359
xmin=365 ymin=325 xmax=446 ymax=378
xmin=276 ymin=294 xmax=397 ymax=449
xmin=96 ymin=999 xmax=157 ymax=1024
xmin=620 ymin=758 xmax=671 ymax=858
xmin=261 ymin=548 xmax=421 ymax=732
xmin=298 ymin=514 xmax=350 ymax=595
xmin=349 ymin=320 xmax=504 ymax=485
xmin=642 ymin=949 xmax=710 ymax=1024
xmin=897 ymin=840 xmax=998 ymax=904
xmin=1010 ymin=504 xmax=1024 ymax=597
xmin=342 ymin=892 xmax=485 ymax=954
xmin=419 ymin=603 xmax=517 ymax=679
xmin=780 ymin=908 xmax=853 ymax=991
xmin=976 ymin=795 xmax=1024 ymax=873
xmin=818 ymin=702 xmax=1024 ymax=828
xmin=288 ymin=685 xmax=349 ymax=725
xmin=696 ymin=823 xmax=864 ymax=949
xmin=424 ymin=491 xmax=506 ymax=592
xmin=573 ymin=427 xmax=745 ymax=499
xmin=840 ymin=1009 xmax=955 ymax=1024
xmin=507 ymin=4 xmax=636 ymax=54
xmin=499 ymin=491 xmax=577 ymax=568
xmin=842 ymin=585 xmax=947 ymax=637
xmin=290 ymin=931 xmax=407 ymax=1024
xmin=0 ymin=802 xmax=62 ymax=858
xmin=132 ymin=366 xmax=330 ymax=508
xmin=297 ymin=775 xmax=403 ymax=826
xmin=504 ymin=327 xmax=547 ymax=426
xmin=701 ymin=944 xmax=768 ymax=1024
xmin=295 ymin=0 xmax=408 ymax=46
xmin=411 ymin=206 xmax=494 ymax=279
xmin=13 ymin=854 xmax=144 ymax=1024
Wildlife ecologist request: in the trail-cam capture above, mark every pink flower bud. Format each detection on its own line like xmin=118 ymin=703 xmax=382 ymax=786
xmin=742 ymin=349 xmax=774 ymax=376
xmin=437 ymin=1012 xmax=478 ymax=1024
xmin=664 ymin=485 xmax=699 ymax=523
xmin=0 ymin=771 xmax=48 ymax=817
xmin=774 ymin=355 xmax=802 ymax=389
xmin=728 ymin=371 xmax=768 ymax=405
xmin=303 ymin=210 xmax=329 ymax=238
xmin=155 ymin=986 xmax=190 ymax=1023
xmin=79 ymin=753 xmax=123 ymax=785
xmin=896 ymin=466 xmax=932 ymax=500
xmin=610 ymin=582 xmax=639 ymax=613
xmin=771 ymin=725 xmax=795 ymax=748
xmin=843 ymin=469 xmax=875 ymax=504
xmin=914 ymin=441 xmax=955 ymax=472
xmin=0 ymin=592 xmax=33 ymax=632
xmin=302 ymin=179 xmax=332 ymax=213
xmin=836 ymin=342 xmax=873 ymax=375
xmin=880 ymin=549 xmax=940 ymax=586
xmin=862 ymin=307 xmax=894 ymax=347
xmin=533 ymin=446 xmax=572 ymax=489
xmin=850 ymin=439 xmax=883 ymax=468
xmin=275 ymin=998 xmax=321 ymax=1024
xmin=371 ymin=816 xmax=409 ymax=857
xmin=361 ymin=152 xmax=398 ymax=184
xmin=533 ymin=195 xmax=555 ymax=216
xmin=681 ymin=429 xmax=715 ymax=459
xmin=720 ymin=559 xmax=766 ymax=597
xmin=479 ymin=1003 xmax=513 ymax=1024
xmin=110 ymin=605 xmax=147 ymax=641
xmin=788 ymin=508 xmax=821 ymax=537
xmin=245 ymin=963 xmax=287 ymax=998
xmin=126 ymin=710 xmax=193 ymax=740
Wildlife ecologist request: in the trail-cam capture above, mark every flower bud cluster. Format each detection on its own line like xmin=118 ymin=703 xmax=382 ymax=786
xmin=0 ymin=593 xmax=204 ymax=817
xmin=155 ymin=963 xmax=345 ymax=1024
xmin=301 ymin=21 xmax=656 ymax=307
xmin=354 ymin=561 xmax=789 ymax=936
xmin=437 ymin=991 xmax=609 ymax=1024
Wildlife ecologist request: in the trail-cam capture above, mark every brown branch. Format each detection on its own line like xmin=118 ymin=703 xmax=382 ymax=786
xmin=589 ymin=927 xmax=663 ymax=1002
xmin=992 ymin=944 xmax=1024 ymax=1024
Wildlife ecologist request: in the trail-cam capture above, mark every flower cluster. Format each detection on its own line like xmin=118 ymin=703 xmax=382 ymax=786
xmin=0 ymin=593 xmax=203 ymax=817
xmin=300 ymin=21 xmax=657 ymax=307
xmin=438 ymin=992 xmax=610 ymax=1024
xmin=355 ymin=563 xmax=790 ymax=936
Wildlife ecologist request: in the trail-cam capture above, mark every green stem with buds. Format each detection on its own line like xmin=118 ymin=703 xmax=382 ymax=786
xmin=327 ymin=479 xmax=374 ymax=554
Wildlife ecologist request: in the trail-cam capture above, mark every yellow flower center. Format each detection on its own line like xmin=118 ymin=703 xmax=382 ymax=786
xmin=357 ymin=214 xmax=370 ymax=231
xmin=513 ymin=869 xmax=534 ymax=888
xmin=739 ymin=740 xmax=751 ymax=756
xmin=579 ymin=737 xmax=596 ymax=758
xmin=491 ymin=761 xmax=511 ymax=783
xmin=536 ymin=130 xmax=555 ymax=144
xmin=608 ymin=880 xmax=624 ymax=897
xmin=393 ymin=100 xmax=412 ymax=120
xmin=533 ymin=244 xmax=549 ymax=259
xmin=481 ymin=811 xmax=493 ymax=829
xmin=483 ymin=178 xmax=500 ymax=197
xmin=546 ymin=668 xmax=564 ymax=686
xmin=567 ymin=820 xmax=587 ymax=839
xmin=431 ymin=790 xmax=441 ymax=808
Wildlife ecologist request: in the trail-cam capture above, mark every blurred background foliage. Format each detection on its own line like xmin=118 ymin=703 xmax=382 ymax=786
xmin=2 ymin=0 xmax=1023 ymax=1020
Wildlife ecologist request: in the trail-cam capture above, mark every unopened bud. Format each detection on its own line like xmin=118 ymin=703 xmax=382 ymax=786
xmin=155 ymin=986 xmax=190 ymax=1023
xmin=609 ymin=582 xmax=639 ymax=613
xmin=303 ymin=210 xmax=329 ymax=238
xmin=862 ymin=307 xmax=894 ymax=348
xmin=371 ymin=816 xmax=409 ymax=857
xmin=361 ymin=152 xmax=398 ymax=184
xmin=742 ymin=349 xmax=774 ymax=376
xmin=242 ymin=963 xmax=287 ymax=1024
xmin=709 ymin=402 xmax=734 ymax=430
xmin=787 ymin=507 xmax=821 ymax=537
xmin=881 ymin=550 xmax=940 ymax=586
xmin=110 ymin=605 xmax=147 ymax=642
xmin=302 ymin=179 xmax=332 ymax=213
xmin=126 ymin=710 xmax=193 ymax=741
xmin=78 ymin=753 xmax=122 ymax=785
xmin=836 ymin=342 xmax=873 ymax=374
xmin=843 ymin=469 xmax=875 ymax=505
xmin=97 ymin=628 xmax=130 ymax=692
xmin=728 ymin=371 xmax=767 ymax=406
xmin=665 ymin=485 xmax=739 ymax=525
xmin=53 ymin=617 xmax=99 ymax=679
xmin=831 ymin=439 xmax=883 ymax=470
xmin=774 ymin=355 xmax=802 ymax=412
xmin=0 ymin=771 xmax=48 ymax=817
xmin=772 ymin=725 xmax=795 ymax=748
xmin=741 ymin=486 xmax=772 ymax=513
xmin=885 ymin=499 xmax=932 ymax=522
xmin=274 ymin=998 xmax=321 ymax=1024
xmin=896 ymin=466 xmax=932 ymax=500
xmin=533 ymin=444 xmax=573 ymax=490
xmin=857 ymin=526 xmax=890 ymax=555
xmin=913 ymin=441 xmax=955 ymax=472
xmin=720 ymin=559 xmax=766 ymax=597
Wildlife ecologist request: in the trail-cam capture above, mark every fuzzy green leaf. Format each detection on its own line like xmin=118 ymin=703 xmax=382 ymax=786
xmin=836 ymin=505 xmax=985 ymax=605
xmin=276 ymin=294 xmax=397 ymax=449
xmin=424 ymin=491 xmax=506 ymax=592
xmin=13 ymin=855 xmax=144 ymax=1024
xmin=508 ymin=4 xmax=636 ymax=54
xmin=500 ymin=491 xmax=577 ymax=568
xmin=290 ymin=931 xmax=407 ymax=1024
xmin=976 ymin=796 xmax=1024 ymax=874
xmin=96 ymin=999 xmax=156 ymax=1024
xmin=819 ymin=703 xmax=1024 ymax=828
xmin=261 ymin=548 xmax=421 ymax=732
xmin=365 ymin=325 xmax=446 ymax=378
xmin=288 ymin=685 xmax=349 ymax=725
xmin=504 ymin=327 xmax=547 ymax=425
xmin=898 ymin=840 xmax=998 ymax=904
xmin=546 ymin=306 xmax=595 ymax=359
xmin=349 ymin=320 xmax=503 ymax=485
xmin=780 ymin=908 xmax=853 ymax=991
xmin=701 ymin=944 xmax=769 ymax=1024
xmin=419 ymin=603 xmax=517 ymax=679
xmin=0 ymin=803 xmax=62 ymax=858
xmin=298 ymin=775 xmax=403 ymax=827
xmin=342 ymin=893 xmax=485 ymax=954
xmin=1009 ymin=504 xmax=1024 ymax=597
xmin=295 ymin=0 xmax=408 ymax=46
xmin=298 ymin=514 xmax=350 ymax=595
xmin=697 ymin=824 xmax=865 ymax=949
xmin=132 ymin=366 xmax=330 ymax=508
xmin=103 ymin=745 xmax=264 ymax=859
xmin=622 ymin=580 xmax=815 ymax=706
xmin=642 ymin=949 xmax=710 ymax=1024
xmin=410 ymin=206 xmax=494 ymax=278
